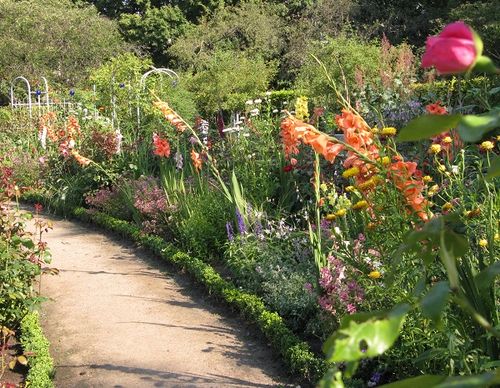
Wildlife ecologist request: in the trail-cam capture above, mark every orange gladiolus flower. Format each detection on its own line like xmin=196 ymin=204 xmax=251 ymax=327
xmin=191 ymin=149 xmax=202 ymax=172
xmin=70 ymin=149 xmax=92 ymax=167
xmin=388 ymin=161 xmax=428 ymax=221
xmin=152 ymin=133 xmax=171 ymax=158
xmin=280 ymin=116 xmax=344 ymax=163
xmin=154 ymin=101 xmax=187 ymax=133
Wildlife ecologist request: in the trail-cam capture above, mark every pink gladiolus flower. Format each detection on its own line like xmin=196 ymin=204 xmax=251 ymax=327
xmin=422 ymin=22 xmax=477 ymax=74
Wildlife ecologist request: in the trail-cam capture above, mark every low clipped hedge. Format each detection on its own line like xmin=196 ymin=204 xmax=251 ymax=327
xmin=22 ymin=193 xmax=327 ymax=385
xmin=20 ymin=311 xmax=54 ymax=388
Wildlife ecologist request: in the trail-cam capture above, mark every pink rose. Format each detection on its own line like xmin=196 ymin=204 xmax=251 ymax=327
xmin=422 ymin=22 xmax=477 ymax=74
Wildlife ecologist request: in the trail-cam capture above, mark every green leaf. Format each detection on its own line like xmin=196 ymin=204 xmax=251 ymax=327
xmin=457 ymin=109 xmax=500 ymax=143
xmin=474 ymin=262 xmax=500 ymax=290
xmin=472 ymin=55 xmax=498 ymax=74
xmin=397 ymin=115 xmax=462 ymax=142
xmin=437 ymin=370 xmax=500 ymax=387
xmin=324 ymin=304 xmax=409 ymax=362
xmin=380 ymin=371 xmax=500 ymax=388
xmin=439 ymin=229 xmax=463 ymax=289
xmin=420 ymin=281 xmax=450 ymax=325
xmin=381 ymin=375 xmax=447 ymax=387
xmin=485 ymin=155 xmax=500 ymax=180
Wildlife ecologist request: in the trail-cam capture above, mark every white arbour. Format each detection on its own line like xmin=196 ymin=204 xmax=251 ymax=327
xmin=10 ymin=76 xmax=50 ymax=120
xmin=137 ymin=67 xmax=180 ymax=127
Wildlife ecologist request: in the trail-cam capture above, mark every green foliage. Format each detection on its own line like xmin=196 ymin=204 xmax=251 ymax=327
xmin=175 ymin=187 xmax=231 ymax=258
xmin=20 ymin=311 xmax=54 ymax=388
xmin=294 ymin=35 xmax=381 ymax=107
xmin=0 ymin=207 xmax=44 ymax=328
xmin=118 ymin=5 xmax=191 ymax=64
xmin=169 ymin=2 xmax=283 ymax=67
xmin=186 ymin=50 xmax=276 ymax=114
xmin=0 ymin=0 xmax=129 ymax=102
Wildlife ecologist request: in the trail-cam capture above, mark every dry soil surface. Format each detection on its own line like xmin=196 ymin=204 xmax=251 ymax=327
xmin=33 ymin=213 xmax=291 ymax=388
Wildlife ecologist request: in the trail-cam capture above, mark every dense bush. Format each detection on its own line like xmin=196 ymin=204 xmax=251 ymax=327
xmin=0 ymin=0 xmax=129 ymax=103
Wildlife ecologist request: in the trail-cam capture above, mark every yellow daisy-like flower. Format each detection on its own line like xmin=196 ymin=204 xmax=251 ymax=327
xmin=442 ymin=136 xmax=453 ymax=144
xmin=325 ymin=214 xmax=336 ymax=221
xmin=437 ymin=164 xmax=446 ymax=172
xmin=381 ymin=127 xmax=397 ymax=136
xmin=381 ymin=156 xmax=391 ymax=165
xmin=429 ymin=144 xmax=442 ymax=154
xmin=335 ymin=208 xmax=347 ymax=217
xmin=345 ymin=185 xmax=355 ymax=192
xmin=428 ymin=184 xmax=439 ymax=196
xmin=480 ymin=141 xmax=494 ymax=151
xmin=342 ymin=167 xmax=360 ymax=179
xmin=352 ymin=200 xmax=369 ymax=210
xmin=357 ymin=176 xmax=381 ymax=191
xmin=423 ymin=175 xmax=433 ymax=183
xmin=479 ymin=239 xmax=488 ymax=248
xmin=442 ymin=202 xmax=453 ymax=212
xmin=368 ymin=271 xmax=381 ymax=279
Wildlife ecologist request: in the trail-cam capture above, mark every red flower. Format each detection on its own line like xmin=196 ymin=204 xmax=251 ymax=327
xmin=34 ymin=203 xmax=43 ymax=213
xmin=283 ymin=165 xmax=294 ymax=172
xmin=152 ymin=133 xmax=171 ymax=158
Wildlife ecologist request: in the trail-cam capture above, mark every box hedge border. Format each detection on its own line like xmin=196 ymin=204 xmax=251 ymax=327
xmin=21 ymin=192 xmax=328 ymax=385
xmin=20 ymin=311 xmax=54 ymax=388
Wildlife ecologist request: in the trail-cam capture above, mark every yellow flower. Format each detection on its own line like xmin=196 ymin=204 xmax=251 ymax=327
xmin=465 ymin=208 xmax=481 ymax=219
xmin=497 ymin=135 xmax=500 ymax=142
xmin=381 ymin=156 xmax=391 ymax=165
xmin=428 ymin=184 xmax=440 ymax=196
xmin=442 ymin=202 xmax=453 ymax=212
xmin=437 ymin=164 xmax=446 ymax=172
xmin=381 ymin=127 xmax=397 ymax=136
xmin=480 ymin=141 xmax=494 ymax=151
xmin=371 ymin=127 xmax=379 ymax=134
xmin=494 ymin=233 xmax=499 ymax=241
xmin=352 ymin=200 xmax=369 ymax=210
xmin=358 ymin=176 xmax=380 ymax=191
xmin=429 ymin=144 xmax=442 ymax=154
xmin=423 ymin=175 xmax=433 ymax=183
xmin=335 ymin=208 xmax=347 ymax=217
xmin=367 ymin=222 xmax=377 ymax=230
xmin=320 ymin=183 xmax=328 ymax=192
xmin=368 ymin=271 xmax=381 ymax=279
xmin=325 ymin=214 xmax=336 ymax=221
xmin=345 ymin=185 xmax=355 ymax=192
xmin=295 ymin=96 xmax=309 ymax=121
xmin=479 ymin=239 xmax=488 ymax=248
xmin=442 ymin=136 xmax=453 ymax=144
xmin=342 ymin=167 xmax=360 ymax=179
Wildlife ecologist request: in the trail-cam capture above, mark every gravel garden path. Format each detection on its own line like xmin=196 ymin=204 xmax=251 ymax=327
xmin=32 ymin=213 xmax=290 ymax=388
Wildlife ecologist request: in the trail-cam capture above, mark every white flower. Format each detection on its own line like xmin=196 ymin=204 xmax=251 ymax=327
xmin=265 ymin=91 xmax=272 ymax=96
xmin=451 ymin=165 xmax=459 ymax=174
xmin=245 ymin=100 xmax=253 ymax=105
xmin=253 ymin=98 xmax=262 ymax=104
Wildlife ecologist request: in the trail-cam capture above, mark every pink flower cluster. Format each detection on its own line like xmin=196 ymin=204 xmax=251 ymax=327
xmin=318 ymin=256 xmax=364 ymax=316
xmin=85 ymin=187 xmax=118 ymax=210
xmin=132 ymin=177 xmax=168 ymax=217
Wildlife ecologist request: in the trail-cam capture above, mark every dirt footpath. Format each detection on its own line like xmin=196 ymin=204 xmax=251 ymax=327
xmin=34 ymin=214 xmax=291 ymax=387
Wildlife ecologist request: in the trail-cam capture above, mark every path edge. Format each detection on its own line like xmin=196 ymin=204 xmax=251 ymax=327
xmin=21 ymin=192 xmax=328 ymax=386
xmin=20 ymin=310 xmax=55 ymax=388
